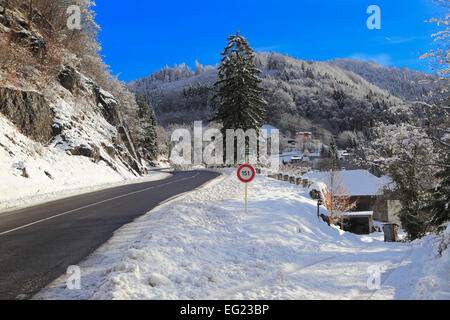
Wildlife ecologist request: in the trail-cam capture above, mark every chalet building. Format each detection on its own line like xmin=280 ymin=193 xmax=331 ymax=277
xmin=304 ymin=170 xmax=386 ymax=206
xmin=296 ymin=131 xmax=313 ymax=142
xmin=296 ymin=131 xmax=313 ymax=151
xmin=304 ymin=170 xmax=400 ymax=233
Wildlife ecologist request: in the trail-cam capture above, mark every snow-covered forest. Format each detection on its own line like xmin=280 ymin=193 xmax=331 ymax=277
xmin=128 ymin=53 xmax=444 ymax=140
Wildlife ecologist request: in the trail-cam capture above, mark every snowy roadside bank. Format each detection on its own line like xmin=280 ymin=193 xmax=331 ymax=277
xmin=0 ymin=169 xmax=172 ymax=214
xmin=35 ymin=169 xmax=449 ymax=300
xmin=0 ymin=108 xmax=173 ymax=213
xmin=412 ymin=225 xmax=450 ymax=300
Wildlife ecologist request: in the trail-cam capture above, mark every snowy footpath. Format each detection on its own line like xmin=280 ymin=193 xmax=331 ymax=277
xmin=35 ymin=169 xmax=449 ymax=300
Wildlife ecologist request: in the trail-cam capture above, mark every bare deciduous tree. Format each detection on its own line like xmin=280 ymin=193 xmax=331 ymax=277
xmin=420 ymin=0 xmax=450 ymax=80
xmin=323 ymin=170 xmax=356 ymax=227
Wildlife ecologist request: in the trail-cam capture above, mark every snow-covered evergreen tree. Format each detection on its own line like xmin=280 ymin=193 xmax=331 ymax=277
xmin=426 ymin=152 xmax=450 ymax=228
xmin=136 ymin=96 xmax=158 ymax=160
xmin=212 ymin=31 xmax=267 ymax=132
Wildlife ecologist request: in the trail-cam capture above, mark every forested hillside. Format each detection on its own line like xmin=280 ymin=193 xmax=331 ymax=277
xmin=129 ymin=52 xmax=439 ymax=140
xmin=328 ymin=58 xmax=445 ymax=104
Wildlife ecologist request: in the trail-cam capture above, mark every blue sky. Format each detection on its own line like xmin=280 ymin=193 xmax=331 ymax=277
xmin=94 ymin=0 xmax=440 ymax=82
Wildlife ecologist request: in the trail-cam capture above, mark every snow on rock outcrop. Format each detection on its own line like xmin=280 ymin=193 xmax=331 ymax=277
xmin=0 ymin=6 xmax=144 ymax=212
xmin=1 ymin=113 xmax=132 ymax=212
xmin=0 ymin=67 xmax=145 ymax=212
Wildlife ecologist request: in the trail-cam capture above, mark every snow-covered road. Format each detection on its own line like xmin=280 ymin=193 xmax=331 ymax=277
xmin=35 ymin=169 xmax=449 ymax=300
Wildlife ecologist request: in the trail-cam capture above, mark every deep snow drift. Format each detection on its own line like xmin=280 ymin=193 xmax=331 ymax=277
xmin=35 ymin=170 xmax=449 ymax=300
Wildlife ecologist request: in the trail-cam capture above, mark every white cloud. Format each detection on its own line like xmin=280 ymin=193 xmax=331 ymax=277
xmin=385 ymin=36 xmax=425 ymax=44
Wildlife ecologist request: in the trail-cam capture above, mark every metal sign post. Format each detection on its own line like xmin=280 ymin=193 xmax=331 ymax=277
xmin=237 ymin=164 xmax=255 ymax=214
xmin=245 ymin=149 xmax=249 ymax=214
xmin=317 ymin=198 xmax=323 ymax=221
xmin=245 ymin=183 xmax=248 ymax=214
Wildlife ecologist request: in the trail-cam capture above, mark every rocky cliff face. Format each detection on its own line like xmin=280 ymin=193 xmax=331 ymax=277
xmin=0 ymin=3 xmax=146 ymax=206
xmin=55 ymin=66 xmax=143 ymax=174
xmin=0 ymin=2 xmax=47 ymax=58
xmin=0 ymin=87 xmax=54 ymax=144
xmin=0 ymin=69 xmax=143 ymax=177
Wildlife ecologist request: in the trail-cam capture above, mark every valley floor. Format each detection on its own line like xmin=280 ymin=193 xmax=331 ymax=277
xmin=35 ymin=170 xmax=449 ymax=300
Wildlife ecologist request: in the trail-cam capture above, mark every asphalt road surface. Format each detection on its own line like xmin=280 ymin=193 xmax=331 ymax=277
xmin=0 ymin=170 xmax=221 ymax=300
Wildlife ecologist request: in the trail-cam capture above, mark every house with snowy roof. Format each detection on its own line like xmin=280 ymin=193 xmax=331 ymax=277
xmin=304 ymin=169 xmax=402 ymax=229
xmin=304 ymin=170 xmax=384 ymax=234
xmin=296 ymin=131 xmax=313 ymax=149
xmin=304 ymin=170 xmax=386 ymax=208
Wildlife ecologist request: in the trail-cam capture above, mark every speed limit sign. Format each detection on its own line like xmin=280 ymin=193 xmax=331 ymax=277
xmin=237 ymin=164 xmax=255 ymax=183
xmin=237 ymin=164 xmax=255 ymax=214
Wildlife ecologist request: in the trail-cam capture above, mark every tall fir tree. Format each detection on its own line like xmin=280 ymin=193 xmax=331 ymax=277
xmin=425 ymin=153 xmax=450 ymax=228
xmin=136 ymin=96 xmax=158 ymax=160
xmin=212 ymin=31 xmax=267 ymax=132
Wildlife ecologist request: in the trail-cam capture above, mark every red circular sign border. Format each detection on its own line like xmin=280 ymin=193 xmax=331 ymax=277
xmin=237 ymin=164 xmax=255 ymax=183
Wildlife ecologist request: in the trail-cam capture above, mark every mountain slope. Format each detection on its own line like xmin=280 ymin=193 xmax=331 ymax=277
xmin=328 ymin=58 xmax=443 ymax=103
xmin=129 ymin=53 xmax=430 ymax=138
